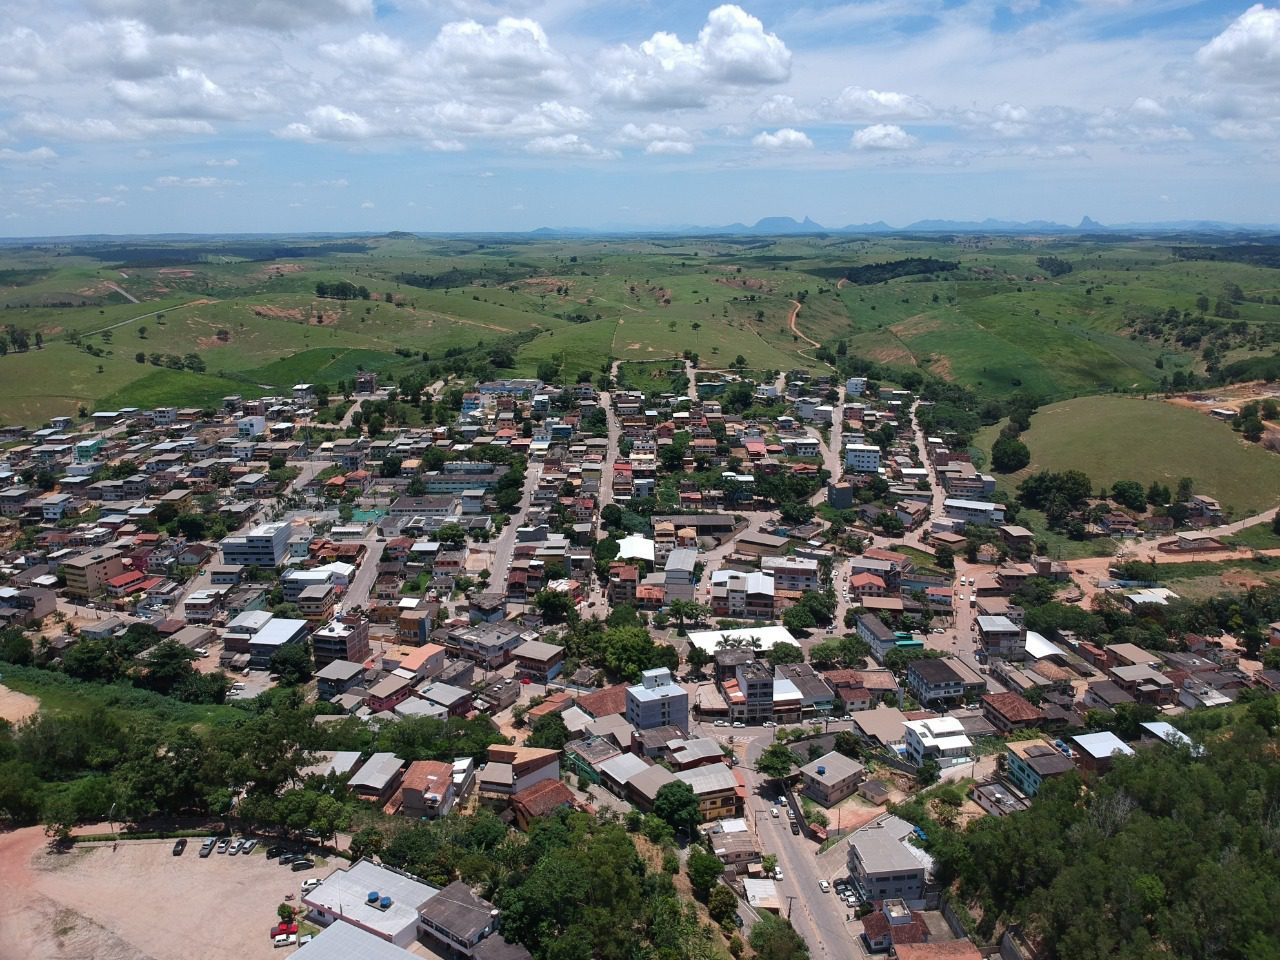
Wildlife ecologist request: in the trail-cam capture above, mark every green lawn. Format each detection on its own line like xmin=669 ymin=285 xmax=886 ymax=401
xmin=1225 ymin=524 xmax=1280 ymax=550
xmin=979 ymin=396 xmax=1280 ymax=518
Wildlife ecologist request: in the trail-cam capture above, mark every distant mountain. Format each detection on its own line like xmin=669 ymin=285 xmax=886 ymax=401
xmin=749 ymin=215 xmax=825 ymax=234
xmin=838 ymin=221 xmax=894 ymax=233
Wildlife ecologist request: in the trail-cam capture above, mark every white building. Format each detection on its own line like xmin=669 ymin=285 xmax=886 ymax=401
xmin=301 ymin=858 xmax=439 ymax=948
xmin=845 ymin=377 xmax=867 ymax=396
xmin=903 ymin=716 xmax=973 ymax=768
xmin=760 ymin=555 xmax=820 ymax=593
xmin=943 ymin=498 xmax=1005 ymax=528
xmin=844 ymin=443 xmax=882 ymax=473
xmin=220 ymin=521 xmax=291 ymax=568
xmin=626 ymin=667 xmax=689 ymax=733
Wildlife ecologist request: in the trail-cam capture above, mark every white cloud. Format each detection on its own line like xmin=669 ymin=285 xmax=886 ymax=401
xmin=204 ymin=157 xmax=239 ymax=167
xmin=618 ymin=122 xmax=691 ymax=143
xmin=524 ymin=133 xmax=617 ymax=159
xmin=851 ymin=123 xmax=917 ymax=151
xmin=645 ymin=139 xmax=694 ymax=155
xmin=361 ymin=200 xmax=375 ymax=208
xmin=0 ymin=146 xmax=58 ymax=164
xmin=752 ymin=127 xmax=813 ymax=150
xmin=276 ymin=105 xmax=375 ymax=142
xmin=1130 ymin=96 xmax=1168 ymax=118
xmin=319 ymin=32 xmax=405 ymax=68
xmin=829 ymin=86 xmax=932 ymax=121
xmin=423 ymin=17 xmax=570 ymax=97
xmin=17 ymin=113 xmax=214 ymax=141
xmin=1211 ymin=119 xmax=1276 ymax=140
xmin=1197 ymin=4 xmax=1280 ymax=85
xmin=0 ymin=28 xmax=50 ymax=84
xmin=599 ymin=4 xmax=791 ymax=109
xmin=111 ymin=67 xmax=258 ymax=120
xmin=753 ymin=94 xmax=813 ymax=124
xmin=84 ymin=0 xmax=373 ymax=31
xmin=155 ymin=175 xmax=239 ymax=187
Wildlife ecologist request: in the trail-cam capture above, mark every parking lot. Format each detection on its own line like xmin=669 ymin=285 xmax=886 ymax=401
xmin=0 ymin=828 xmax=333 ymax=960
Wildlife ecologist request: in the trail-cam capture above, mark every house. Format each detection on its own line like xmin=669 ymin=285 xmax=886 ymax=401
xmin=477 ymin=744 xmax=560 ymax=800
xmin=301 ymin=858 xmax=437 ymax=947
xmin=365 ymin=674 xmax=417 ymax=714
xmin=707 ymin=819 xmax=761 ymax=873
xmin=511 ymin=779 xmax=576 ymax=831
xmin=976 ymin=615 xmax=1026 ymax=662
xmin=626 ymin=667 xmax=689 ymax=733
xmin=906 ymin=658 xmax=982 ymax=709
xmin=385 ymin=760 xmax=455 ymax=819
xmin=348 ymin=753 xmax=406 ymax=805
xmin=903 ymin=717 xmax=973 ymax=768
xmin=799 ymin=751 xmax=865 ymax=807
xmin=312 ymin=618 xmax=372 ymax=667
xmin=513 ymin=639 xmax=565 ymax=683
xmin=852 ymin=706 xmax=911 ymax=750
xmin=847 ymin=814 xmax=934 ymax=905
xmin=674 ymin=763 xmax=742 ymax=821
xmin=860 ymin=899 xmax=929 ymax=954
xmin=981 ymin=692 xmax=1045 ymax=734
xmin=1071 ymin=731 xmax=1135 ymax=775
xmin=1004 ymin=739 xmax=1075 ymax=798
xmin=315 ymin=659 xmax=366 ymax=701
xmin=418 ymin=882 xmax=503 ymax=959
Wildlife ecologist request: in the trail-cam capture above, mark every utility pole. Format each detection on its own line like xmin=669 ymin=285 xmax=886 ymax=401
xmin=786 ymin=895 xmax=797 ymax=920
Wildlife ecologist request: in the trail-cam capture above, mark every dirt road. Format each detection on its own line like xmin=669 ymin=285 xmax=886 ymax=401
xmin=787 ymin=300 xmax=820 ymax=349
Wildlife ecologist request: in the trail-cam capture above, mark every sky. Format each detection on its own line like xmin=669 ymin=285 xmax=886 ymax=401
xmin=1 ymin=0 xmax=1279 ymax=234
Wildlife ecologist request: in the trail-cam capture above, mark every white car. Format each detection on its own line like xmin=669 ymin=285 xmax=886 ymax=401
xmin=731 ymin=721 xmax=745 ymax=729
xmin=819 ymin=880 xmax=831 ymax=893
xmin=773 ymin=868 xmax=784 ymax=882
xmin=770 ymin=807 xmax=780 ymax=818
xmin=273 ymin=934 xmax=297 ymax=948
xmin=301 ymin=878 xmax=322 ymax=893
xmin=714 ymin=720 xmax=729 ymax=727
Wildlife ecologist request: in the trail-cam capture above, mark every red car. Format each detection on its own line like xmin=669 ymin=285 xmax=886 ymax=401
xmin=271 ymin=922 xmax=299 ymax=938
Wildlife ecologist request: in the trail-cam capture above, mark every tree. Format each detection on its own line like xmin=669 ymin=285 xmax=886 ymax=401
xmin=915 ymin=757 xmax=941 ymax=787
xmin=991 ymin=435 xmax=1030 ymax=473
xmin=686 ymin=845 xmax=724 ymax=900
xmin=269 ymin=643 xmax=313 ymax=686
xmin=685 ymin=645 xmax=712 ymax=673
xmin=708 ymin=884 xmax=738 ymax=925
xmin=533 ymin=589 xmax=575 ymax=624
xmin=782 ymin=605 xmax=816 ymax=633
xmin=766 ymin=642 xmax=804 ymax=666
xmin=756 ymin=743 xmax=796 ymax=780
xmin=653 ymin=781 xmax=702 ymax=837
xmin=1110 ymin=480 xmax=1147 ymax=512
xmin=526 ymin=713 xmax=570 ymax=751
xmin=749 ymin=914 xmax=810 ymax=960
xmin=668 ymin=599 xmax=709 ymax=633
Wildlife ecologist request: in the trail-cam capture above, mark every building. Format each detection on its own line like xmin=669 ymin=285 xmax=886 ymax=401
xmin=348 ymin=753 xmax=406 ymax=804
xmin=417 ymin=882 xmax=502 ymax=959
xmin=906 ymin=658 xmax=983 ymax=709
xmin=799 ymin=750 xmax=865 ymax=807
xmin=513 ymin=639 xmax=565 ymax=683
xmin=943 ymin=498 xmax=1005 ymax=528
xmin=626 ymin=668 xmax=689 ymax=733
xmin=301 ymin=858 xmax=437 ymax=948
xmin=980 ymin=692 xmax=1045 ymax=733
xmin=674 ymin=763 xmax=742 ymax=821
xmin=976 ymin=615 xmax=1027 ymax=661
xmin=709 ymin=570 xmax=776 ymax=619
xmin=477 ymin=744 xmax=560 ymax=800
xmin=760 ymin=555 xmax=821 ymax=593
xmin=385 ymin=759 xmax=455 ymax=819
xmin=845 ymin=443 xmax=882 ymax=473
xmin=220 ymin=521 xmax=291 ymax=568
xmin=1071 ymin=731 xmax=1135 ymax=775
xmin=1004 ymin=739 xmax=1075 ymax=798
xmin=311 ymin=618 xmax=371 ymax=667
xmin=847 ymin=814 xmax=934 ymax=905
xmin=904 ymin=717 xmax=973 ymax=768
xmin=233 ymin=615 xmax=309 ymax=670
xmin=59 ymin=547 xmax=126 ymax=600
xmin=511 ymin=779 xmax=576 ymax=831
xmin=722 ymin=660 xmax=774 ymax=724
xmin=315 ymin=659 xmax=366 ymax=701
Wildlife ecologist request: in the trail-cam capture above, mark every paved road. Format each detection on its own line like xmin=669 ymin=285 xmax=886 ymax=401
xmin=485 ymin=460 xmax=542 ymax=579
xmin=342 ymin=530 xmax=387 ymax=610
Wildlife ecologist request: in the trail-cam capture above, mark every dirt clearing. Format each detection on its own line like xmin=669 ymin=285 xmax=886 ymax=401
xmin=0 ymin=828 xmax=335 ymax=960
xmin=0 ymin=682 xmax=40 ymax=724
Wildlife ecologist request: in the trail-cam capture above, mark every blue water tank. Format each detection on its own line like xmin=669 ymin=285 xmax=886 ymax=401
xmin=816 ymin=766 xmax=826 ymax=776
xmin=367 ymin=891 xmax=379 ymax=903
xmin=380 ymin=896 xmax=393 ymax=909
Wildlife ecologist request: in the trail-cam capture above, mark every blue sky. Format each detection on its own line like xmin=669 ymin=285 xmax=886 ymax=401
xmin=1 ymin=0 xmax=1278 ymax=234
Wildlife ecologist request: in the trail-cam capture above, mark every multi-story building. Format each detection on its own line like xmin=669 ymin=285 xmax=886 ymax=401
xmin=312 ymin=618 xmax=371 ymax=667
xmin=674 ymin=764 xmax=741 ymax=821
xmin=59 ymin=547 xmax=126 ymax=600
xmin=1004 ymin=739 xmax=1075 ymax=798
xmin=904 ymin=717 xmax=973 ymax=768
xmin=760 ymin=555 xmax=820 ymax=593
xmin=626 ymin=668 xmax=689 ymax=733
xmin=220 ymin=521 xmax=291 ymax=568
xmin=976 ymin=615 xmax=1027 ymax=661
xmin=710 ymin=570 xmax=775 ymax=619
xmin=723 ymin=660 xmax=774 ymax=724
xmin=844 ymin=443 xmax=882 ymax=473
xmin=906 ymin=658 xmax=985 ymax=709
xmin=847 ymin=814 xmax=933 ymax=905
xmin=943 ymin=498 xmax=1006 ymax=528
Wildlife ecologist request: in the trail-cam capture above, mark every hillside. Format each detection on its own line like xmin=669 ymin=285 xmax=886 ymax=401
xmin=976 ymin=395 xmax=1280 ymax=517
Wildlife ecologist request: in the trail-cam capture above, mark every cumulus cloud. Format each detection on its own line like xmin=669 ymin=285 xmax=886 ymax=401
xmin=0 ymin=28 xmax=51 ymax=84
xmin=423 ymin=17 xmax=570 ymax=97
xmin=17 ymin=113 xmax=214 ymax=141
xmin=851 ymin=123 xmax=917 ymax=151
xmin=599 ymin=4 xmax=791 ymax=109
xmin=0 ymin=146 xmax=58 ymax=164
xmin=646 ymin=140 xmax=694 ymax=155
xmin=154 ymin=175 xmax=239 ymax=187
xmin=525 ymin=133 xmax=618 ymax=159
xmin=752 ymin=127 xmax=812 ymax=150
xmin=829 ymin=86 xmax=932 ymax=121
xmin=753 ymin=94 xmax=813 ymax=124
xmin=1197 ymin=4 xmax=1280 ymax=85
xmin=84 ymin=0 xmax=373 ymax=32
xmin=204 ymin=157 xmax=239 ymax=167
xmin=110 ymin=67 xmax=260 ymax=119
xmin=276 ymin=105 xmax=375 ymax=142
xmin=318 ymin=32 xmax=405 ymax=68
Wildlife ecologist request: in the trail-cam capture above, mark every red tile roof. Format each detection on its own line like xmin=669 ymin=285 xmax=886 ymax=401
xmin=982 ymin=692 xmax=1044 ymax=724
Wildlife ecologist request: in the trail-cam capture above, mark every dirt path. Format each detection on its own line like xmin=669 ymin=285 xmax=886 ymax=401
xmin=788 ymin=299 xmax=820 ymax=349
xmin=0 ymin=683 xmax=40 ymax=724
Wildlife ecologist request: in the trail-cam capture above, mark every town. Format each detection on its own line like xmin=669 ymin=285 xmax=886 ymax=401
xmin=2 ymin=350 xmax=1278 ymax=960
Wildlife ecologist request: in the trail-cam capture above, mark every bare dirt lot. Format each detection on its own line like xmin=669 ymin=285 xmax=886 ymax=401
xmin=0 ymin=829 xmax=333 ymax=960
xmin=0 ymin=683 xmax=40 ymax=724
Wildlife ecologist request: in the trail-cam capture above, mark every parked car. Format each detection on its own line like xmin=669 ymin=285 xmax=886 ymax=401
xmin=273 ymin=935 xmax=297 ymax=948
xmin=227 ymin=838 xmax=244 ymax=856
xmin=291 ymin=859 xmax=315 ymax=872
xmin=773 ymin=868 xmax=784 ymax=881
xmin=265 ymin=845 xmax=284 ymax=859
xmin=279 ymin=853 xmax=298 ymax=865
xmin=216 ymin=838 xmax=231 ymax=854
xmin=241 ymin=838 xmax=258 ymax=855
xmin=714 ymin=720 xmax=728 ymax=727
xmin=731 ymin=721 xmax=745 ymax=728
xmin=199 ymin=838 xmax=216 ymax=858
xmin=171 ymin=838 xmax=187 ymax=856
xmin=770 ymin=807 xmax=779 ymax=818
xmin=819 ymin=880 xmax=830 ymax=892
xmin=301 ymin=878 xmax=322 ymax=893
xmin=790 ymin=821 xmax=801 ymax=835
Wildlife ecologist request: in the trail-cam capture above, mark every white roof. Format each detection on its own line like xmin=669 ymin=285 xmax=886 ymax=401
xmin=302 ymin=859 xmax=437 ymax=940
xmin=1072 ymin=731 xmax=1135 ymax=760
xmin=1024 ymin=630 xmax=1066 ymax=660
xmin=945 ymin=498 xmax=1000 ymax=511
xmin=686 ymin=625 xmax=797 ymax=654
xmin=1140 ymin=721 xmax=1197 ymax=751
xmin=598 ymin=752 xmax=650 ymax=784
xmin=744 ymin=878 xmax=779 ymax=909
xmin=617 ymin=533 xmax=656 ymax=563
xmin=294 ymin=921 xmax=414 ymax=960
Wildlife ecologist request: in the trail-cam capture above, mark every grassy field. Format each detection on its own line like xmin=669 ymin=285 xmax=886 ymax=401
xmin=1155 ymin=557 xmax=1280 ymax=600
xmin=1225 ymin=524 xmax=1280 ymax=550
xmin=3 ymin=232 xmax=1280 ymax=426
xmin=978 ymin=396 xmax=1280 ymax=518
